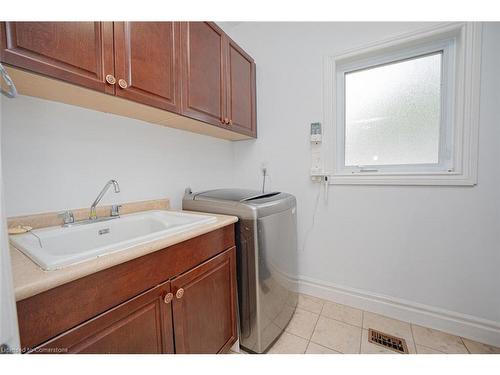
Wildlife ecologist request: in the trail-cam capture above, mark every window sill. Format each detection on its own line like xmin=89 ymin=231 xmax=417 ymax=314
xmin=329 ymin=172 xmax=477 ymax=186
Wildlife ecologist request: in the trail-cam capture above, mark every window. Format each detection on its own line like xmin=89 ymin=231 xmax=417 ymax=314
xmin=345 ymin=52 xmax=443 ymax=169
xmin=326 ymin=23 xmax=482 ymax=185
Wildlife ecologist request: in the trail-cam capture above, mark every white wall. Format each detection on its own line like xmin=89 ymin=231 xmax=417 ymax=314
xmin=0 ymin=96 xmax=235 ymax=216
xmin=220 ymin=22 xmax=500 ymax=338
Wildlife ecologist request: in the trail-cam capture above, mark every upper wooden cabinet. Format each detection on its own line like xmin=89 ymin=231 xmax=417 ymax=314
xmin=113 ymin=22 xmax=180 ymax=112
xmin=0 ymin=22 xmax=115 ymax=94
xmin=180 ymin=22 xmax=257 ymax=137
xmin=1 ymin=21 xmax=256 ymax=139
xmin=180 ymin=22 xmax=226 ymax=128
xmin=226 ymin=38 xmax=257 ymax=137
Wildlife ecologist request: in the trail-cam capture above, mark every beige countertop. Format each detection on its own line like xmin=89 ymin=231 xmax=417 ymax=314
xmin=10 ymin=210 xmax=238 ymax=301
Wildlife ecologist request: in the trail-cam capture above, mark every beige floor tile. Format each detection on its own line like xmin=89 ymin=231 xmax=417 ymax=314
xmin=461 ymin=338 xmax=500 ymax=354
xmin=297 ymin=293 xmax=325 ymax=314
xmin=267 ymin=332 xmax=308 ymax=354
xmin=416 ymin=344 xmax=445 ymax=354
xmin=311 ymin=316 xmax=362 ymax=353
xmin=321 ymin=301 xmax=363 ymax=327
xmin=360 ymin=329 xmax=416 ymax=354
xmin=363 ymin=312 xmax=413 ymax=343
xmin=285 ymin=308 xmax=320 ymax=339
xmin=305 ymin=342 xmax=341 ymax=354
xmin=411 ymin=325 xmax=468 ymax=354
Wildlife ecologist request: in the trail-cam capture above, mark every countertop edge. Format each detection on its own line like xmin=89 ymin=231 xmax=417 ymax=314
xmin=11 ymin=210 xmax=238 ymax=301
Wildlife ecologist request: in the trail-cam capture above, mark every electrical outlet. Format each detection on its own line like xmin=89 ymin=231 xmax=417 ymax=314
xmin=261 ymin=162 xmax=268 ymax=174
xmin=311 ymin=149 xmax=323 ymax=173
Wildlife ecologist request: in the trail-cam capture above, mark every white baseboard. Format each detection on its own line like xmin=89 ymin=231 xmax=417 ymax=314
xmin=297 ymin=275 xmax=500 ymax=347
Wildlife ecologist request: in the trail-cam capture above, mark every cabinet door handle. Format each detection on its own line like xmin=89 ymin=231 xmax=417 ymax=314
xmin=118 ymin=79 xmax=128 ymax=89
xmin=105 ymin=74 xmax=116 ymax=85
xmin=163 ymin=292 xmax=173 ymax=304
xmin=175 ymin=288 xmax=184 ymax=299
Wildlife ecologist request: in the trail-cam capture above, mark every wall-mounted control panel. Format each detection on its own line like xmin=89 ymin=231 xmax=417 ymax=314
xmin=310 ymin=122 xmax=322 ymax=143
xmin=310 ymin=122 xmax=323 ymax=174
xmin=309 ymin=122 xmax=331 ymax=200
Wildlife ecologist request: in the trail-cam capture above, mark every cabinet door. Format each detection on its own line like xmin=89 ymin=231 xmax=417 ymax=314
xmin=114 ymin=22 xmax=181 ymax=112
xmin=226 ymin=38 xmax=257 ymax=137
xmin=0 ymin=22 xmax=115 ymax=94
xmin=33 ymin=281 xmax=174 ymax=354
xmin=180 ymin=22 xmax=226 ymax=127
xmin=171 ymin=247 xmax=237 ymax=354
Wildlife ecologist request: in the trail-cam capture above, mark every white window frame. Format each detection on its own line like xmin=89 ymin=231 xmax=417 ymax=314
xmin=324 ymin=23 xmax=482 ymax=186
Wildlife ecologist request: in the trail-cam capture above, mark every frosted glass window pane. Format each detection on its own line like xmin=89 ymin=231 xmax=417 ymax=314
xmin=344 ymin=53 xmax=442 ymax=166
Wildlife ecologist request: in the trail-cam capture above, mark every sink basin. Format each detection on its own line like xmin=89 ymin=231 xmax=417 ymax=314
xmin=10 ymin=210 xmax=217 ymax=271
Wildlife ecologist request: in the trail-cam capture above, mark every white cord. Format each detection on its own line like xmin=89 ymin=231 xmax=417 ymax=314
xmin=300 ymin=183 xmax=322 ymax=252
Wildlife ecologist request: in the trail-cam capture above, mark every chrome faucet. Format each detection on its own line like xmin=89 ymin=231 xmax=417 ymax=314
xmin=89 ymin=180 xmax=120 ymax=220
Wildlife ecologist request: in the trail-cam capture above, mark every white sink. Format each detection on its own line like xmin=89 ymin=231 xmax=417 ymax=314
xmin=9 ymin=210 xmax=217 ymax=271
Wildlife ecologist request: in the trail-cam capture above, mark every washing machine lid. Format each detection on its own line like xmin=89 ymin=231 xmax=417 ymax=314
xmin=193 ymin=188 xmax=281 ymax=202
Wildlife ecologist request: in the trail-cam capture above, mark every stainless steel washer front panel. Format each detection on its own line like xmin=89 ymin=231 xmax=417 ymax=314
xmin=183 ymin=189 xmax=298 ymax=353
xmin=253 ymin=207 xmax=298 ymax=352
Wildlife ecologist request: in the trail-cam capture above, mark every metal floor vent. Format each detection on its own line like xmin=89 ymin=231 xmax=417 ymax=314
xmin=368 ymin=328 xmax=409 ymax=354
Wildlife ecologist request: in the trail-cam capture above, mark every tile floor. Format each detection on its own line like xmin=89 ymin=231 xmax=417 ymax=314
xmin=259 ymin=293 xmax=500 ymax=354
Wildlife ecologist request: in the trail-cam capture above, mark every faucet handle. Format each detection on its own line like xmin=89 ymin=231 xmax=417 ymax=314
xmin=110 ymin=204 xmax=122 ymax=217
xmin=58 ymin=211 xmax=75 ymax=225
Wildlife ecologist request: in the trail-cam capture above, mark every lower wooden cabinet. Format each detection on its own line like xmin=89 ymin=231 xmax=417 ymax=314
xmin=34 ymin=281 xmax=174 ymax=354
xmin=19 ymin=226 xmax=237 ymax=354
xmin=172 ymin=246 xmax=237 ymax=354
